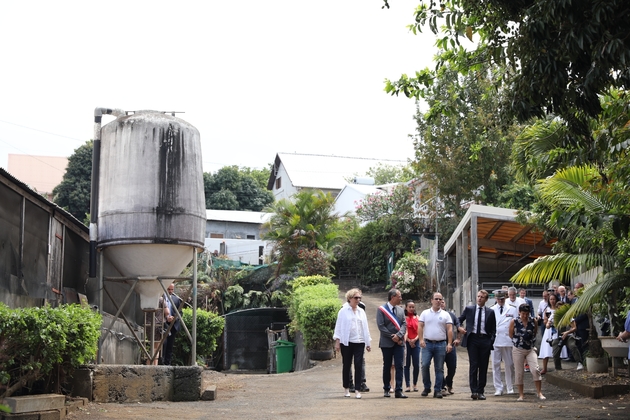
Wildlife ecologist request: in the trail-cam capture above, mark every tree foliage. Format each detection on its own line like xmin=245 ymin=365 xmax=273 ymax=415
xmin=204 ymin=165 xmax=274 ymax=211
xmin=365 ymin=163 xmax=415 ymax=184
xmin=334 ymin=216 xmax=416 ymax=285
xmin=508 ymin=91 xmax=630 ymax=330
xmin=383 ymin=0 xmax=630 ymax=128
xmin=53 ymin=140 xmax=93 ymax=223
xmin=261 ymin=190 xmax=347 ymax=273
xmin=355 ymin=184 xmax=415 ymax=223
xmin=411 ymin=60 xmax=518 ymax=220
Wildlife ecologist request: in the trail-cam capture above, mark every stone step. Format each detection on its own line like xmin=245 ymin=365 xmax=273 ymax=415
xmin=2 ymin=394 xmax=65 ymax=414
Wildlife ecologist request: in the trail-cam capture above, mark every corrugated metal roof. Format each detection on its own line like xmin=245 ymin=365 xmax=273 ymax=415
xmin=444 ymin=204 xmax=554 ymax=260
xmin=206 ymin=209 xmax=271 ymax=224
xmin=274 ymin=153 xmax=407 ymax=190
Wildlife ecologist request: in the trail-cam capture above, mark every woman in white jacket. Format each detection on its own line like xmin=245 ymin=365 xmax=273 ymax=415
xmin=333 ymin=288 xmax=372 ymax=399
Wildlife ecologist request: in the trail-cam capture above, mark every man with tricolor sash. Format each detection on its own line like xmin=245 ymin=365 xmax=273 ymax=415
xmin=376 ymin=288 xmax=408 ymax=398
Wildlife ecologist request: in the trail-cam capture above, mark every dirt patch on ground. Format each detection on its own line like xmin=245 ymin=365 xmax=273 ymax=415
xmin=552 ymin=366 xmax=630 ymax=387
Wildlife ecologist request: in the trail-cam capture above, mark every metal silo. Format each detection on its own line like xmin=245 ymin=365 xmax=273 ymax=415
xmin=92 ymin=110 xmax=205 ymax=309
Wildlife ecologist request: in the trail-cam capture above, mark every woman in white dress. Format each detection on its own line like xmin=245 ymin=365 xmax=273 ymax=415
xmin=538 ymin=294 xmax=568 ymax=373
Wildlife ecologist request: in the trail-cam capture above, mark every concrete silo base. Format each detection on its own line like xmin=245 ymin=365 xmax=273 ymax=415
xmin=72 ymin=365 xmax=204 ymax=403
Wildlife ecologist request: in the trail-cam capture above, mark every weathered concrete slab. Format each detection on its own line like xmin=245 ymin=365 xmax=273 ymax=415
xmin=67 ymin=368 xmax=92 ymax=400
xmin=93 ymin=365 xmax=172 ymax=403
xmin=200 ymin=385 xmax=217 ymax=401
xmin=172 ymin=366 xmax=203 ymax=401
xmin=91 ymin=365 xmax=203 ymax=403
xmin=1 ymin=413 xmax=41 ymax=420
xmin=39 ymin=410 xmax=64 ymax=420
xmin=2 ymin=394 xmax=65 ymax=413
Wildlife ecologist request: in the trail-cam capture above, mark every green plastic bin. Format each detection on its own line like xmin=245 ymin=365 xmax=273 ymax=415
xmin=275 ymin=340 xmax=296 ymax=373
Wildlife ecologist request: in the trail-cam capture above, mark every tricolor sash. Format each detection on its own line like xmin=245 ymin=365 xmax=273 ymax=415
xmin=379 ymin=305 xmax=401 ymax=331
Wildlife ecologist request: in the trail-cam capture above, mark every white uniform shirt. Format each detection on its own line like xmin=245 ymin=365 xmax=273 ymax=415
xmin=491 ymin=302 xmax=518 ymax=347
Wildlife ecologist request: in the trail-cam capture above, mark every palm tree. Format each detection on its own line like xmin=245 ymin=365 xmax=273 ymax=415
xmin=510 ymin=89 xmax=630 ymax=337
xmin=261 ymin=190 xmax=349 ymax=274
xmin=511 ymin=165 xmax=630 ymax=346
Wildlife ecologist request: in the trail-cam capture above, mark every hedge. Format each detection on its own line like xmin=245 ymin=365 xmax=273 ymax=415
xmin=0 ymin=303 xmax=101 ymax=398
xmin=289 ymin=283 xmax=340 ymax=350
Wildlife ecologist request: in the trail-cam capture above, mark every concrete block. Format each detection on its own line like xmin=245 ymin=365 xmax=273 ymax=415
xmin=172 ymin=366 xmax=203 ymax=402
xmin=1 ymin=413 xmax=40 ymax=420
xmin=92 ymin=365 xmax=172 ymax=403
xmin=39 ymin=409 xmax=63 ymax=420
xmin=2 ymin=394 xmax=65 ymax=413
xmin=200 ymin=385 xmax=217 ymax=401
xmin=67 ymin=368 xmax=92 ymax=400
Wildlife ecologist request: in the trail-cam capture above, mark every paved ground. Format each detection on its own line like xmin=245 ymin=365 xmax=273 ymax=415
xmin=69 ymin=291 xmax=630 ymax=419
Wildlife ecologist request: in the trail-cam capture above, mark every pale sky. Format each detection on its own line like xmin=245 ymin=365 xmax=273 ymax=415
xmin=0 ymin=0 xmax=438 ymax=177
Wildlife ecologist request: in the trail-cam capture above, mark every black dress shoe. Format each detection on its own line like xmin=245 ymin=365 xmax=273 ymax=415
xmin=383 ymin=391 xmax=391 ymax=397
xmin=360 ymin=384 xmax=370 ymax=392
xmin=421 ymin=389 xmax=430 ymax=396
xmin=433 ymin=390 xmax=443 ymax=398
xmin=478 ymin=394 xmax=486 ymax=400
xmin=395 ymin=391 xmax=408 ymax=398
xmin=471 ymin=393 xmax=478 ymax=400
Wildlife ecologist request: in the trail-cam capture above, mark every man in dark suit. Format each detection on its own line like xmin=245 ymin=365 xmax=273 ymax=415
xmin=457 ymin=289 xmax=496 ymax=400
xmin=376 ymin=288 xmax=407 ymax=398
xmin=162 ymin=282 xmax=182 ymax=365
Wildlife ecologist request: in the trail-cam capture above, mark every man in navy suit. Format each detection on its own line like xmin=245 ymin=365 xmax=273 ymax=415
xmin=162 ymin=283 xmax=183 ymax=365
xmin=458 ymin=289 xmax=496 ymax=400
xmin=376 ymin=288 xmax=407 ymax=398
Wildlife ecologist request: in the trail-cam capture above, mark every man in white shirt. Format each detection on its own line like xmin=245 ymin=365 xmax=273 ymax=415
xmin=490 ymin=290 xmax=518 ymax=395
xmin=507 ymin=286 xmax=525 ymax=308
xmin=418 ymin=292 xmax=453 ymax=399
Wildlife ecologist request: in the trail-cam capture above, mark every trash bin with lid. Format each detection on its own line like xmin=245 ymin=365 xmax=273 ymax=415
xmin=274 ymin=340 xmax=296 ymax=373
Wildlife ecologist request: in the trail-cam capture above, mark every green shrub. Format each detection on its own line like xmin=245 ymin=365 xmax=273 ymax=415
xmin=288 ymin=283 xmax=341 ymax=350
xmin=172 ymin=307 xmax=225 ymax=366
xmin=288 ymin=275 xmax=332 ymax=292
xmin=0 ymin=303 xmax=101 ymax=398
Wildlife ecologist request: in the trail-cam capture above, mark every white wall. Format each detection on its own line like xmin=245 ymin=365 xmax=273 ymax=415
xmin=204 ymin=238 xmax=273 ymax=265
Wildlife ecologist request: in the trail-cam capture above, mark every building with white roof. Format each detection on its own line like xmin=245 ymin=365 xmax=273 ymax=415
xmin=266 ymin=152 xmax=407 ymax=201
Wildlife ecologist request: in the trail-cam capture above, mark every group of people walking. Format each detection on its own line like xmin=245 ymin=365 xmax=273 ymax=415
xmin=333 ymin=286 xmax=576 ymax=402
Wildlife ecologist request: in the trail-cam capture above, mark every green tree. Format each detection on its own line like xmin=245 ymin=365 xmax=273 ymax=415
xmin=355 ymin=184 xmax=415 ymax=223
xmin=261 ymin=190 xmax=347 ymax=273
xmin=53 ymin=140 xmax=93 ymax=223
xmin=204 ymin=165 xmax=273 ymax=211
xmin=410 ymin=60 xmax=518 ymax=222
xmin=511 ymin=165 xmax=630 ymax=345
xmin=365 ymin=163 xmax=415 ymax=184
xmin=334 ymin=216 xmax=415 ymax=285
xmin=509 ymin=91 xmax=630 ymax=336
xmin=383 ymin=0 xmax=630 ymax=127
